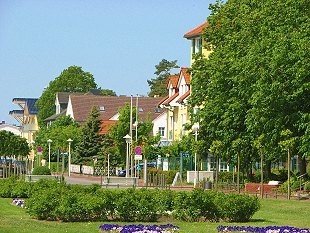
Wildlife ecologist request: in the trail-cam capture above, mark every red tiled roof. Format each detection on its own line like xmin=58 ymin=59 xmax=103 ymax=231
xmin=184 ymin=21 xmax=209 ymax=39
xmin=100 ymin=120 xmax=117 ymax=135
xmin=180 ymin=67 xmax=191 ymax=84
xmin=166 ymin=74 xmax=179 ymax=88
xmin=157 ymin=95 xmax=169 ymax=106
xmin=177 ymin=90 xmax=190 ymax=103
xmin=70 ymin=95 xmax=164 ymax=125
xmin=162 ymin=92 xmax=179 ymax=106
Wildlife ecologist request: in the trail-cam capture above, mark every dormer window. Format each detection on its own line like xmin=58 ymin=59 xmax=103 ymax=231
xmin=99 ymin=106 xmax=105 ymax=112
xmin=138 ymin=107 xmax=143 ymax=112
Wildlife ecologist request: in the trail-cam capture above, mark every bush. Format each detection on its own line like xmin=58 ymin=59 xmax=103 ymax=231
xmin=114 ymin=188 xmax=138 ymax=221
xmin=2 ymin=177 xmax=261 ymax=223
xmin=215 ymin=193 xmax=260 ymax=222
xmin=26 ymin=188 xmax=61 ymax=220
xmin=32 ymin=166 xmax=51 ymax=175
xmin=172 ymin=189 xmax=223 ymax=222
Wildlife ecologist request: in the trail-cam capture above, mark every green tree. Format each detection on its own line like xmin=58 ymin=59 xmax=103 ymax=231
xmin=190 ymin=0 xmax=310 ymax=179
xmin=99 ymin=88 xmax=117 ymax=96
xmin=36 ymin=66 xmax=98 ymax=127
xmin=74 ymin=106 xmax=103 ymax=165
xmin=147 ymin=59 xmax=179 ymax=97
xmin=34 ymin=116 xmax=81 ymax=162
xmin=0 ymin=131 xmax=30 ymax=158
xmin=108 ymin=104 xmax=157 ymax=167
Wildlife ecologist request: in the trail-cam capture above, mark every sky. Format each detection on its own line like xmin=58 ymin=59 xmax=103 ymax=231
xmin=0 ymin=0 xmax=213 ymax=125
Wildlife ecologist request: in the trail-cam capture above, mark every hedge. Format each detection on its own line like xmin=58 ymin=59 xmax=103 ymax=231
xmin=0 ymin=178 xmax=260 ymax=223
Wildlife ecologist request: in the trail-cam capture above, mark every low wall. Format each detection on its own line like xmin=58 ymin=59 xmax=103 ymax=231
xmin=103 ymin=177 xmax=137 ymax=186
xmin=25 ymin=175 xmax=61 ymax=182
xmin=187 ymin=171 xmax=214 ymax=183
xmin=245 ymin=183 xmax=280 ymax=194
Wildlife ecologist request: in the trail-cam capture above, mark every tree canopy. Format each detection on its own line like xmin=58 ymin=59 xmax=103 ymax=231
xmin=34 ymin=115 xmax=81 ymax=161
xmin=190 ymin=0 xmax=310 ymax=176
xmin=36 ymin=66 xmax=98 ymax=127
xmin=147 ymin=59 xmax=179 ymax=97
xmin=0 ymin=131 xmax=30 ymax=158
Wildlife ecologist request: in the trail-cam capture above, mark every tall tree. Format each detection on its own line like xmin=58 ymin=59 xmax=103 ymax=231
xmin=74 ymin=106 xmax=103 ymax=165
xmin=36 ymin=66 xmax=98 ymax=127
xmin=147 ymin=59 xmax=179 ymax=97
xmin=190 ymin=0 xmax=310 ymax=178
xmin=108 ymin=104 xmax=157 ymax=167
xmin=34 ymin=115 xmax=81 ymax=161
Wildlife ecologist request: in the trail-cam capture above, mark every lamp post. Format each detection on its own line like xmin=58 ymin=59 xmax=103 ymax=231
xmin=192 ymin=123 xmax=199 ymax=188
xmin=123 ymin=134 xmax=132 ymax=178
xmin=47 ymin=139 xmax=52 ymax=169
xmin=67 ymin=138 xmax=73 ymax=177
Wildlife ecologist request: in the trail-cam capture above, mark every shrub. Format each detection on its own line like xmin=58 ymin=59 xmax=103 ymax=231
xmin=26 ymin=188 xmax=61 ymax=220
xmin=215 ymin=193 xmax=260 ymax=222
xmin=32 ymin=166 xmax=51 ymax=175
xmin=114 ymin=188 xmax=138 ymax=221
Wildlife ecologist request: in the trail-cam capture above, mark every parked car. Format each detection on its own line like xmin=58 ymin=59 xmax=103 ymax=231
xmin=117 ymin=162 xmax=156 ymax=177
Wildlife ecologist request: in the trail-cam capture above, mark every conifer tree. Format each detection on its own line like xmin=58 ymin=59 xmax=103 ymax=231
xmin=74 ymin=106 xmax=103 ymax=164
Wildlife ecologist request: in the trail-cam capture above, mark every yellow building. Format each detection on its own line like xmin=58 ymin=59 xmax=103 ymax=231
xmin=9 ymin=98 xmax=39 ymax=160
xmin=158 ymin=68 xmax=191 ymax=141
xmin=159 ymin=22 xmax=210 ymax=142
xmin=183 ymin=21 xmax=211 ymax=65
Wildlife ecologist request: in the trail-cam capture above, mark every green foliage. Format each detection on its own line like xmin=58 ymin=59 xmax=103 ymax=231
xmin=172 ymin=189 xmax=222 ymax=222
xmin=190 ymin=0 xmax=310 ymax=178
xmin=74 ymin=106 xmax=103 ymax=165
xmin=0 ymin=131 xmax=30 ymax=158
xmin=214 ymin=193 xmax=260 ymax=222
xmin=2 ymin=178 xmax=260 ymax=223
xmin=147 ymin=59 xmax=179 ymax=97
xmin=148 ymin=169 xmax=177 ymax=185
xmin=36 ymin=65 xmax=97 ymax=127
xmin=108 ymin=104 xmax=157 ymax=165
xmin=99 ymin=88 xmax=117 ymax=96
xmin=34 ymin=116 xmax=81 ymax=162
xmin=31 ymin=166 xmax=51 ymax=175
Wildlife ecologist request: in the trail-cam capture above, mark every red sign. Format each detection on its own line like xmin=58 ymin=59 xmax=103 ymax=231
xmin=134 ymin=146 xmax=142 ymax=155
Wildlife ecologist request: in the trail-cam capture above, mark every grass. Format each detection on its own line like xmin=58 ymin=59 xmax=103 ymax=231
xmin=0 ymin=198 xmax=309 ymax=233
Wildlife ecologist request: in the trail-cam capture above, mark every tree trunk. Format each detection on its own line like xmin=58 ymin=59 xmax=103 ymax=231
xmin=297 ymin=155 xmax=307 ymax=177
xmin=264 ymin=160 xmax=272 ymax=181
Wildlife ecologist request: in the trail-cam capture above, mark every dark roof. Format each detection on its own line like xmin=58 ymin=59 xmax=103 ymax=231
xmin=44 ymin=109 xmax=66 ymax=122
xmin=70 ymin=95 xmax=164 ymax=124
xmin=26 ymin=99 xmax=38 ymax=114
xmin=12 ymin=98 xmax=38 ymax=114
xmin=9 ymin=110 xmax=24 ymax=115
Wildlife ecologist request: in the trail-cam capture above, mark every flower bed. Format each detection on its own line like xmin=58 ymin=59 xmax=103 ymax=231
xmin=217 ymin=225 xmax=310 ymax=233
xmin=12 ymin=199 xmax=25 ymax=208
xmin=99 ymin=224 xmax=179 ymax=233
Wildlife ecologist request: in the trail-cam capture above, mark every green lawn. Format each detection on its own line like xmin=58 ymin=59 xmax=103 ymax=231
xmin=0 ymin=198 xmax=309 ymax=233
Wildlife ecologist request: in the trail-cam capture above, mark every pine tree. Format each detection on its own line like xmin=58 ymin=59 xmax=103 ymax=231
xmin=74 ymin=106 xmax=103 ymax=164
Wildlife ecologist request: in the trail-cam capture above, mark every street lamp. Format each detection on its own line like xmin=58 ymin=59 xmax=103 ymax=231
xmin=123 ymin=134 xmax=132 ymax=178
xmin=67 ymin=138 xmax=73 ymax=177
xmin=192 ymin=123 xmax=199 ymax=188
xmin=47 ymin=139 xmax=52 ymax=169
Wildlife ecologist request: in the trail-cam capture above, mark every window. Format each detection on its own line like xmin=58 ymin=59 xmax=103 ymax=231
xmin=192 ymin=38 xmax=202 ymax=54
xmin=220 ymin=161 xmax=229 ymax=172
xmin=158 ymin=127 xmax=165 ymax=137
xmin=99 ymin=106 xmax=105 ymax=111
